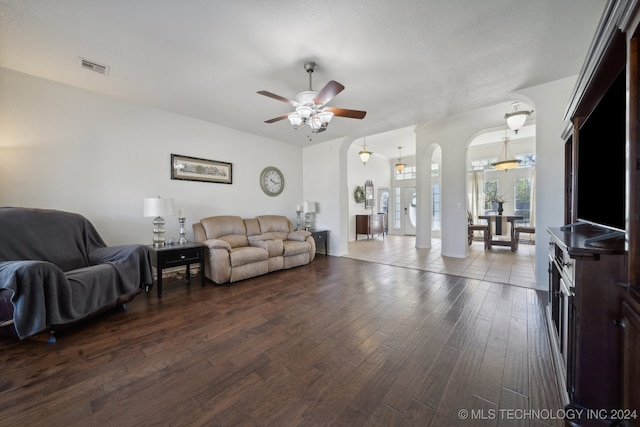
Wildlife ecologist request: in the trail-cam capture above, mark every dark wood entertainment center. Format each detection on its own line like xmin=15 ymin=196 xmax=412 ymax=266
xmin=547 ymin=1 xmax=640 ymax=424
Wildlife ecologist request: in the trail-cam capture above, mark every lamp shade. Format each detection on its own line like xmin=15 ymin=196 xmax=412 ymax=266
xmin=143 ymin=197 xmax=175 ymax=217
xmin=303 ymin=200 xmax=316 ymax=213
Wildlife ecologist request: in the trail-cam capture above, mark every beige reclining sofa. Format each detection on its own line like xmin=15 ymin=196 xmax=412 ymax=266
xmin=193 ymin=215 xmax=316 ymax=284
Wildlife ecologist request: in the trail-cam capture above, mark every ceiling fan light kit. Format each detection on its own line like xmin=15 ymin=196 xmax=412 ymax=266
xmin=258 ymin=61 xmax=366 ymax=135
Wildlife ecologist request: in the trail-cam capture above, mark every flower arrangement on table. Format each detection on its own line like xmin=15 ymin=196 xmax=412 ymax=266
xmin=486 ymin=191 xmax=508 ymax=204
xmin=487 ymin=191 xmax=509 ymax=215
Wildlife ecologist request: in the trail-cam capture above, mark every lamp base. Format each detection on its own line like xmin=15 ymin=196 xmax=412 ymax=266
xmin=152 ymin=216 xmax=166 ymax=247
xmin=305 ymin=212 xmax=312 ymax=231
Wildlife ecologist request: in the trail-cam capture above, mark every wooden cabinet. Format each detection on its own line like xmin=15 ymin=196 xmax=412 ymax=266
xmin=355 ymin=214 xmax=385 ymax=240
xmin=550 ymin=1 xmax=640 ymax=422
xmin=622 ymin=297 xmax=640 ymax=425
xmin=547 ymin=227 xmax=628 ymax=422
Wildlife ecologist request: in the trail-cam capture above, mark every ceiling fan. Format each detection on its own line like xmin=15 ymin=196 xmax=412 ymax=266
xmin=257 ymin=61 xmax=367 ymax=134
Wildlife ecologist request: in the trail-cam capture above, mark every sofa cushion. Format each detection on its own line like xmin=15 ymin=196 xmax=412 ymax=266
xmin=229 ymin=246 xmax=268 ymax=267
xmin=200 ymin=215 xmax=246 ymax=240
xmin=243 ymin=218 xmax=261 ymax=237
xmin=256 ymin=215 xmax=292 ymax=234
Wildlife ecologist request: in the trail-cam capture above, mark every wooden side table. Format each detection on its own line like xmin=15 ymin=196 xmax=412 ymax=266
xmin=148 ymin=242 xmax=205 ymax=297
xmin=310 ymin=230 xmax=329 ymax=255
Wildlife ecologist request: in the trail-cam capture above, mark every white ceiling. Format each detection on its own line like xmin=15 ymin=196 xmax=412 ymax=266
xmin=0 ymin=0 xmax=606 ymax=159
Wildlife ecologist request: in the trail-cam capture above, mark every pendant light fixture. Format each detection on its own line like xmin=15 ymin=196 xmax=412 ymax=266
xmin=491 ymin=131 xmax=521 ymax=171
xmin=504 ymin=102 xmax=533 ymax=134
xmin=395 ymin=146 xmax=406 ymax=173
xmin=359 ymin=138 xmax=373 ymax=165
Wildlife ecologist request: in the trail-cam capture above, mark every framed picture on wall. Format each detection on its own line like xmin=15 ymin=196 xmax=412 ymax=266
xmin=171 ymin=154 xmax=232 ymax=184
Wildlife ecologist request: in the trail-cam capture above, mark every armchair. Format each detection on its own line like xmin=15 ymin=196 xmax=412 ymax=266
xmin=0 ymin=207 xmax=153 ymax=340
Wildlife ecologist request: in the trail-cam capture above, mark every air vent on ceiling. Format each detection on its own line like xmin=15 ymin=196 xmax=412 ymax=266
xmin=78 ymin=57 xmax=110 ymax=75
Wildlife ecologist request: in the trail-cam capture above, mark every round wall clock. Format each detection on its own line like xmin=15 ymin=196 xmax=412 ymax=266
xmin=260 ymin=166 xmax=285 ymax=196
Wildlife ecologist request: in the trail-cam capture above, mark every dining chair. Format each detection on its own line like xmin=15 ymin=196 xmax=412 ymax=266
xmin=467 ymin=211 xmax=489 ymax=249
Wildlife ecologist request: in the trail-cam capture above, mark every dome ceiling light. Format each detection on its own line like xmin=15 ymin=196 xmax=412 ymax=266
xmin=504 ymin=102 xmax=533 ymax=134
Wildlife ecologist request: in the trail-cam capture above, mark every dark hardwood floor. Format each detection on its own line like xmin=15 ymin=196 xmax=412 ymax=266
xmin=0 ymin=255 xmax=562 ymax=426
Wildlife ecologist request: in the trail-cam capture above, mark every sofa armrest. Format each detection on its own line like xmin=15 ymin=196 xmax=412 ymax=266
xmin=203 ymin=238 xmax=232 ymax=251
xmin=288 ymin=230 xmax=312 ymax=242
xmin=248 ymin=235 xmax=284 ymax=257
xmin=248 ymin=235 xmax=273 ymax=250
xmin=248 ymin=234 xmax=275 ymax=243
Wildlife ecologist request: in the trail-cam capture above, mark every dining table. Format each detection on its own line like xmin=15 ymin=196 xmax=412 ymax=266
xmin=478 ymin=215 xmax=524 ymax=250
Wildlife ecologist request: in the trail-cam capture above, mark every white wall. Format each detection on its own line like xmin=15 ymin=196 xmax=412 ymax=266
xmin=0 ymin=68 xmax=303 ymax=246
xmin=520 ymin=76 xmax=576 ymax=289
xmin=302 ymin=138 xmax=348 ymax=256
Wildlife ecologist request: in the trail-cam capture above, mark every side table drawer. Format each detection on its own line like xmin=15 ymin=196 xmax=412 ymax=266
xmin=163 ymin=248 xmax=201 ymax=266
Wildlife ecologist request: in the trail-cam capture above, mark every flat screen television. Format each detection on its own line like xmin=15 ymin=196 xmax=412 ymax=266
xmin=575 ymin=68 xmax=626 ymax=233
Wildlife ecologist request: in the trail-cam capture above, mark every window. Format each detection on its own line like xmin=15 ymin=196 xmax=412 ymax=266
xmin=393 ymin=187 xmax=401 ymax=229
xmin=432 ymin=184 xmax=441 ymax=230
xmin=431 ymin=163 xmax=439 ymax=177
xmin=514 ymin=178 xmax=531 ymax=224
xmin=396 ymin=165 xmax=416 ymax=180
xmin=378 ymin=189 xmax=389 ymax=214
xmin=484 ymin=180 xmax=498 ymax=214
xmin=470 ymin=159 xmax=493 ymax=171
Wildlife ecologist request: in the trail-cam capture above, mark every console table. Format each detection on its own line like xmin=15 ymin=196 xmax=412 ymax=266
xmin=355 ymin=214 xmax=385 ymax=240
xmin=148 ymin=242 xmax=205 ymax=297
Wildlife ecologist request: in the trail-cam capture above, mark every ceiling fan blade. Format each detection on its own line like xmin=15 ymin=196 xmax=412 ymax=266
xmin=264 ymin=113 xmax=290 ymax=124
xmin=325 ymin=107 xmax=367 ymax=119
xmin=314 ymin=80 xmax=345 ymax=105
xmin=257 ymin=90 xmax=296 ymax=106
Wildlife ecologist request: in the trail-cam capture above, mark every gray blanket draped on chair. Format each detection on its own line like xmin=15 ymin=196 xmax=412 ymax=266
xmin=0 ymin=207 xmax=153 ymax=339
